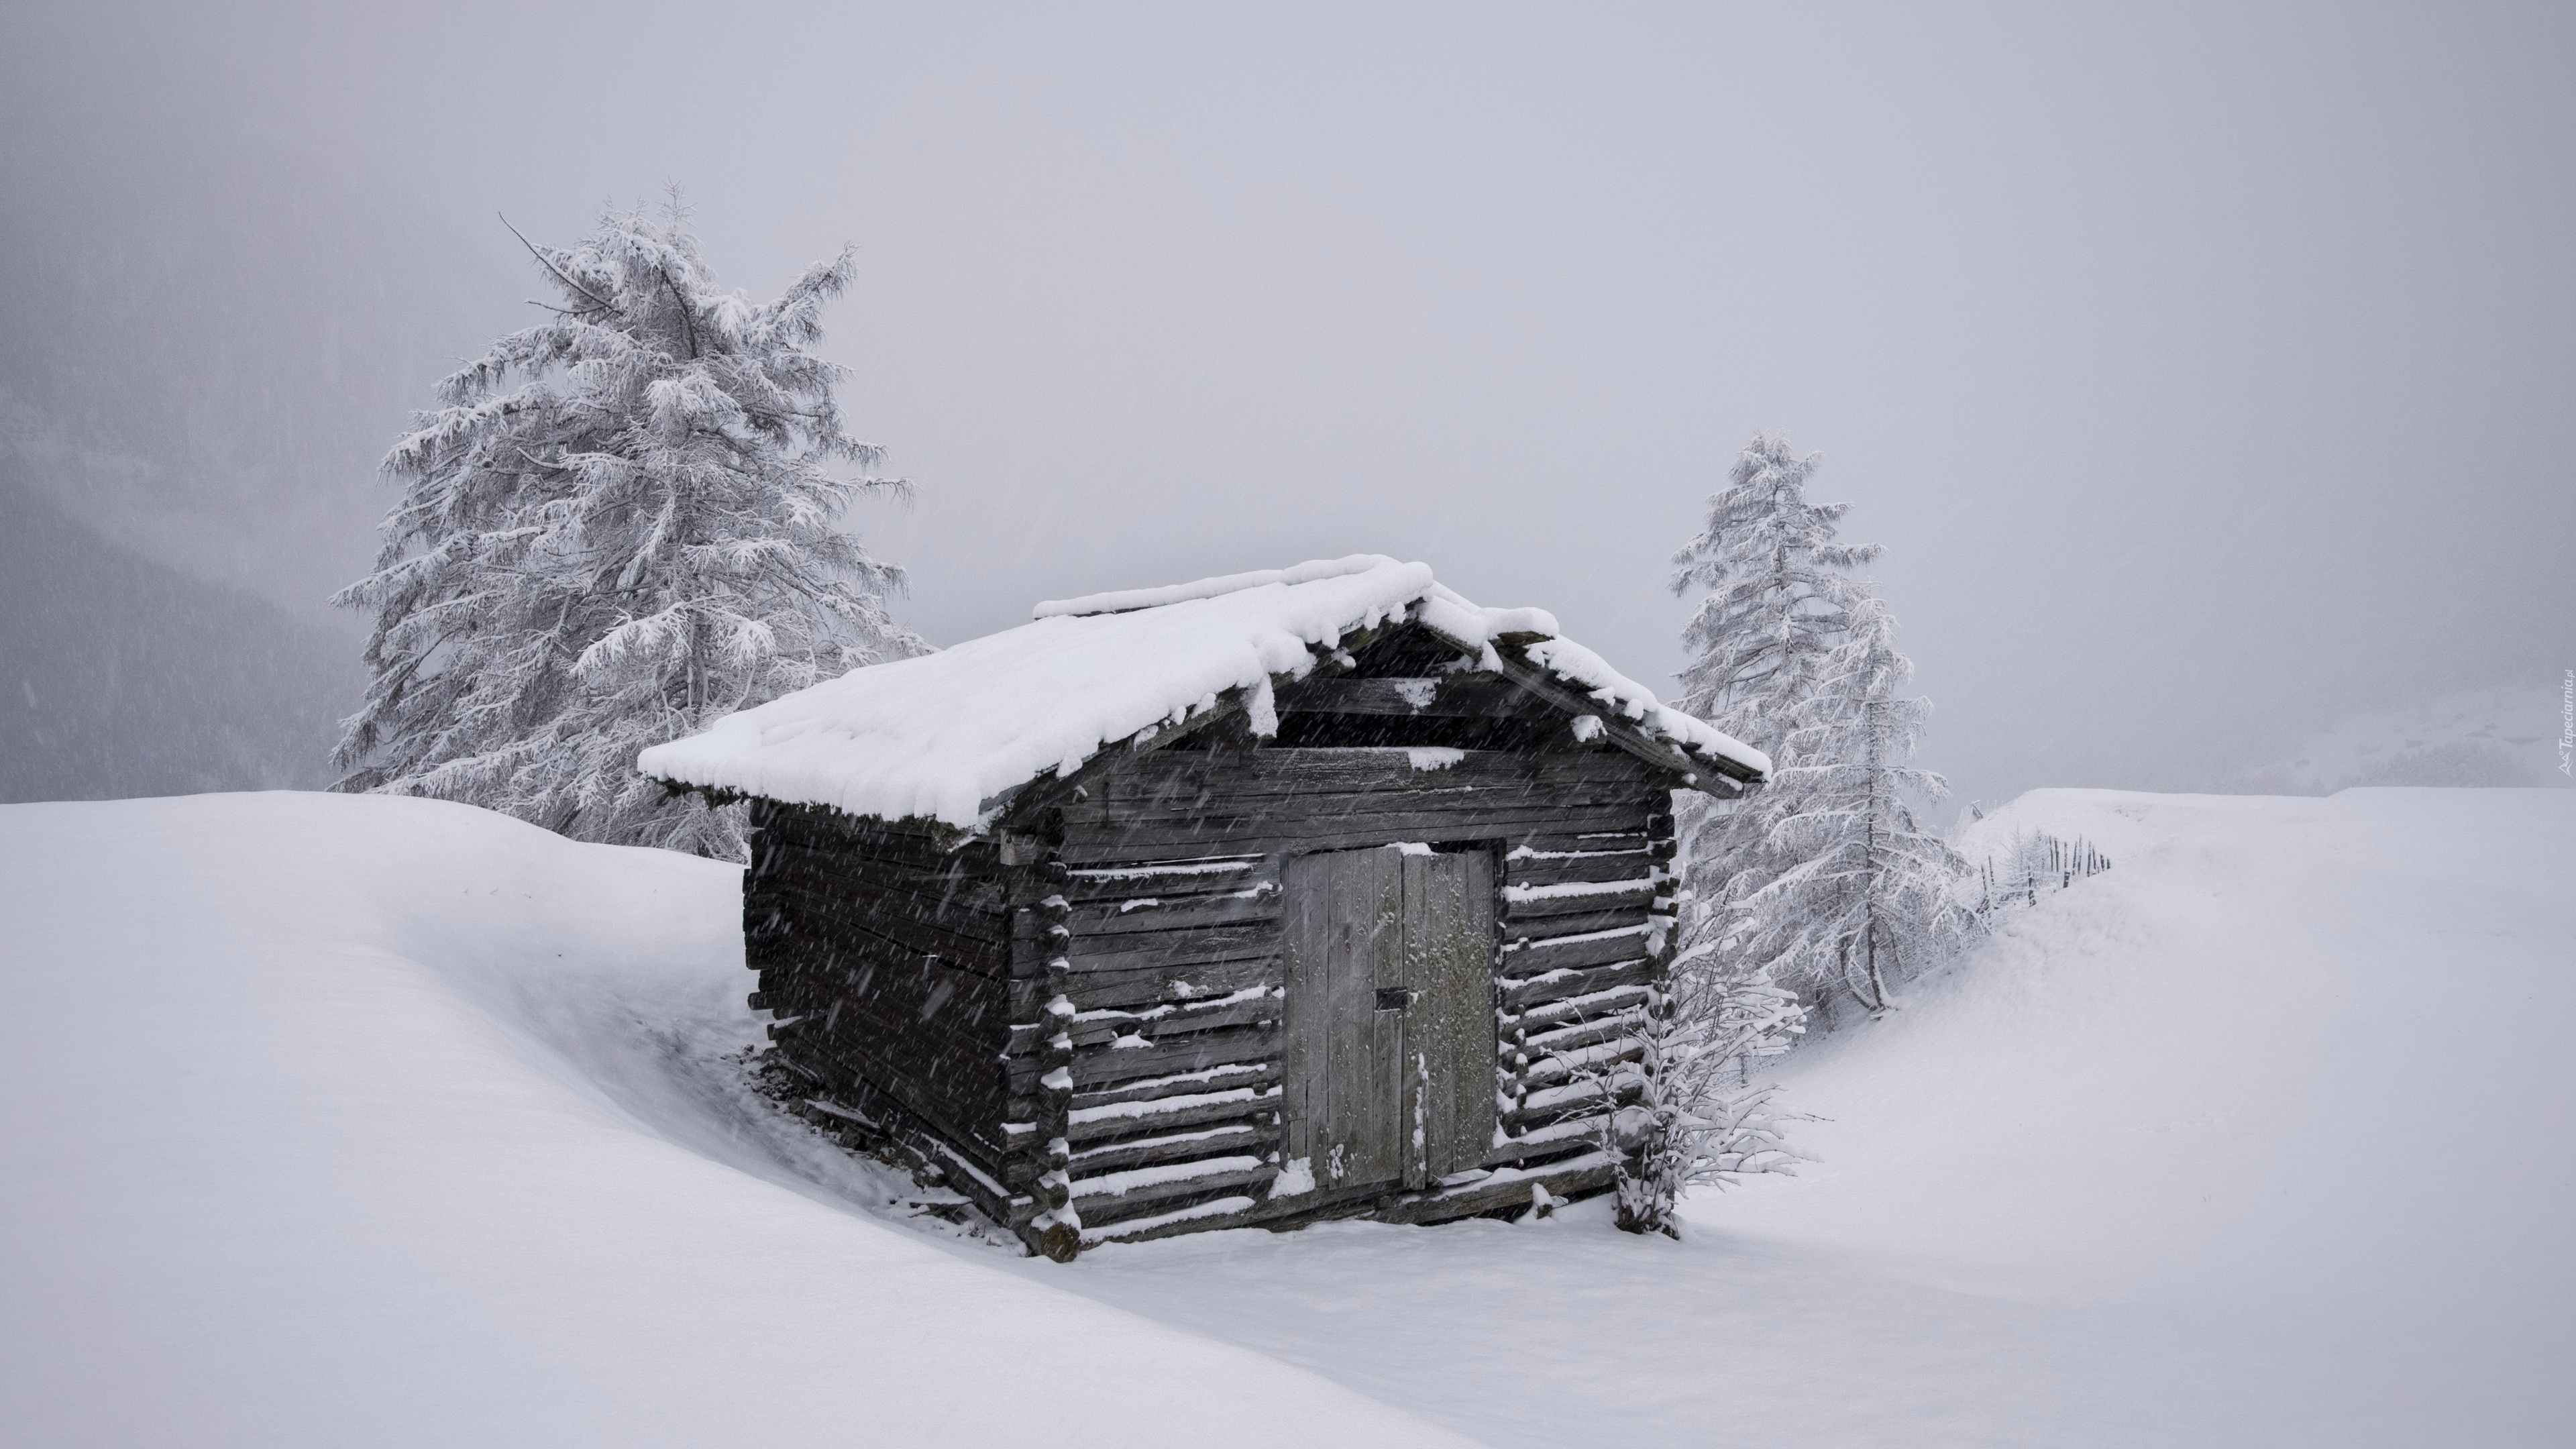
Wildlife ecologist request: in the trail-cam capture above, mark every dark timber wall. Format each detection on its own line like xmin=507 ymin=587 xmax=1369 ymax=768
xmin=743 ymin=627 xmax=1684 ymax=1257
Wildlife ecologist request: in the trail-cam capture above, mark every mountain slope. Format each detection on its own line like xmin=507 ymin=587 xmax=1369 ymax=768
xmin=0 ymin=469 xmax=358 ymax=802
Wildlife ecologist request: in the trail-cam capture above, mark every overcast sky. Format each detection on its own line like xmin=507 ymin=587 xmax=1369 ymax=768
xmin=5 ymin=1 xmax=2571 ymax=807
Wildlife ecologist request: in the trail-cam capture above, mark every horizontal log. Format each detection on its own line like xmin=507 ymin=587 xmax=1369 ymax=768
xmin=1503 ymin=851 xmax=1662 ymax=889
xmin=1057 ymin=855 xmax=1267 ymax=904
xmin=1065 ymin=783 xmax=1672 ymax=830
xmin=1063 ymin=804 xmax=1662 ymax=863
xmin=1012 ymin=985 xmax=1283 ymax=1054
xmin=1078 ymin=1193 xmax=1269 ymax=1245
xmin=1369 ymin=1155 xmax=1617 ymax=1225
xmin=1066 ymin=1121 xmax=1275 ymax=1177
xmin=1522 ymin=1034 xmax=1648 ymax=1086
xmin=1517 ymin=1012 xmax=1640 ymax=1059
xmin=1067 ymin=987 xmax=1281 ymax=1045
xmin=1047 ymin=957 xmax=1282 ymax=1014
xmin=1499 ymin=879 xmax=1660 ymax=921
xmin=1066 ymin=1160 xmax=1277 ymax=1217
xmin=1501 ymin=980 xmax=1653 ymax=1031
xmin=1067 ymin=1084 xmax=1284 ymax=1146
xmin=1076 ymin=1147 xmax=1617 ymax=1244
xmin=1481 ymin=1119 xmax=1606 ymax=1167
xmin=1010 ymin=1025 xmax=1282 ymax=1095
xmin=1072 ymin=1059 xmax=1281 ymax=1112
xmin=1042 ymin=883 xmax=1283 ymax=940
xmin=1079 ymin=747 xmax=1669 ymax=807
xmin=1501 ymin=957 xmax=1662 ymax=1010
xmin=1071 ymin=1023 xmax=1281 ymax=1091
xmin=1503 ymin=906 xmax=1658 ymax=944
xmin=1503 ymin=832 xmax=1653 ymax=859
xmin=1071 ymin=1157 xmax=1277 ymax=1213
xmin=1067 ymin=921 xmax=1283 ymax=975
xmin=1501 ymin=922 xmax=1659 ymax=972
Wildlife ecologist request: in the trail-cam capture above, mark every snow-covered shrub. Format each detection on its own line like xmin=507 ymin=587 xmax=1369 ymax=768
xmin=333 ymin=198 xmax=919 ymax=857
xmin=1598 ymin=940 xmax=1807 ymax=1238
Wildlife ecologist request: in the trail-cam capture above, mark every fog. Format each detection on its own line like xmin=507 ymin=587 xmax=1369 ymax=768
xmin=5 ymin=1 xmax=2571 ymax=807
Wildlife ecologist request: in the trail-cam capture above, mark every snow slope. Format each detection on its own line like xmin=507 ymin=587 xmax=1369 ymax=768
xmin=1049 ymin=789 xmax=2576 ymax=1447
xmin=0 ymin=794 xmax=1472 ymax=1449
xmin=4 ymin=788 xmax=2568 ymax=1446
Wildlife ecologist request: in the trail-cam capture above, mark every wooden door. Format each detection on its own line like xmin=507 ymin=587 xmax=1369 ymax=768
xmin=1284 ymin=845 xmax=1497 ymax=1193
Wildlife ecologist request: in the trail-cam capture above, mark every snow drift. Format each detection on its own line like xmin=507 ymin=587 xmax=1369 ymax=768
xmin=0 ymin=793 xmax=1472 ymax=1449
xmin=1 ymin=786 xmax=2567 ymax=1447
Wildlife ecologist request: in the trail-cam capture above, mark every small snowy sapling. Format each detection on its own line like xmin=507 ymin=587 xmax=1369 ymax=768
xmin=1597 ymin=943 xmax=1807 ymax=1237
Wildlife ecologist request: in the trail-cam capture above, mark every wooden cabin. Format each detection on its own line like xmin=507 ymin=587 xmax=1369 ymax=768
xmin=639 ymin=556 xmax=1769 ymax=1260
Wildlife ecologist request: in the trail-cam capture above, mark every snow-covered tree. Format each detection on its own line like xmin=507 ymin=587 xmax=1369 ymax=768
xmin=333 ymin=199 xmax=918 ymax=857
xmin=1666 ymin=434 xmax=1878 ymax=987
xmin=1670 ymin=435 xmax=1879 ymax=764
xmin=1601 ymin=937 xmax=1807 ymax=1238
xmin=1731 ymin=592 xmax=1969 ymax=1012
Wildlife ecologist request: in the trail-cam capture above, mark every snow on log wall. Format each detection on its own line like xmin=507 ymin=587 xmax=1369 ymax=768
xmin=747 ymin=745 xmax=1676 ymax=1255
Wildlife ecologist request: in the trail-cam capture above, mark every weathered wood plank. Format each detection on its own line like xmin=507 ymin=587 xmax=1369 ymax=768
xmin=1503 ymin=850 xmax=1660 ymax=889
xmin=1407 ymin=847 xmax=1499 ymax=1186
xmin=1056 ymin=855 xmax=1269 ymax=906
xmin=1502 ymin=905 xmax=1658 ymax=943
xmin=1065 ymin=1121 xmax=1275 ymax=1178
xmin=1500 ymin=956 xmax=1661 ymax=1010
xmin=1082 ymin=747 xmax=1666 ymax=804
xmin=1040 ymin=883 xmax=1283 ymax=940
xmin=1500 ymin=922 xmax=1658 ymax=971
xmin=1065 ymin=987 xmax=1281 ymax=1044
xmin=1064 ymin=920 xmax=1282 ymax=975
xmin=1502 ymin=832 xmax=1654 ymax=859
xmin=1499 ymin=877 xmax=1660 ymax=920
xmin=1501 ymin=979 xmax=1654 ymax=1031
xmin=1007 ymin=1022 xmax=1281 ymax=1095
xmin=1067 ymin=1083 xmax=1283 ymax=1145
xmin=1273 ymin=676 xmax=1550 ymax=719
xmin=1367 ymin=1155 xmax=1617 ymax=1224
xmin=1070 ymin=1159 xmax=1279 ymax=1215
xmin=1063 ymin=803 xmax=1660 ymax=862
xmin=1043 ymin=956 xmax=1282 ymax=1014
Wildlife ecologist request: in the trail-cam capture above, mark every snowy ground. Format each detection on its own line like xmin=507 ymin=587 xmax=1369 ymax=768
xmin=3 ymin=788 xmax=2569 ymax=1446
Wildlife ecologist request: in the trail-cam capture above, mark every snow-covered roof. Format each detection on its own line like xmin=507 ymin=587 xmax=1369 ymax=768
xmin=637 ymin=555 xmax=1769 ymax=830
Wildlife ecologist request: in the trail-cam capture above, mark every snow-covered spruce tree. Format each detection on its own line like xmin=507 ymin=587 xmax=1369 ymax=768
xmin=1666 ymin=434 xmax=1880 ymax=978
xmin=333 ymin=200 xmax=918 ymax=857
xmin=1733 ymin=591 xmax=1970 ymax=1012
xmin=1599 ymin=939 xmax=1807 ymax=1237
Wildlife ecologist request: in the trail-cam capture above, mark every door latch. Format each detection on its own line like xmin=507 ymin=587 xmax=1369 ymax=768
xmin=1375 ymin=987 xmax=1415 ymax=1012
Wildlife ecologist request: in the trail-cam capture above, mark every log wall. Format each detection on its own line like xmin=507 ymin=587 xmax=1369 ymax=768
xmin=744 ymin=663 xmax=1688 ymax=1257
xmin=1009 ymin=743 xmax=1676 ymax=1248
